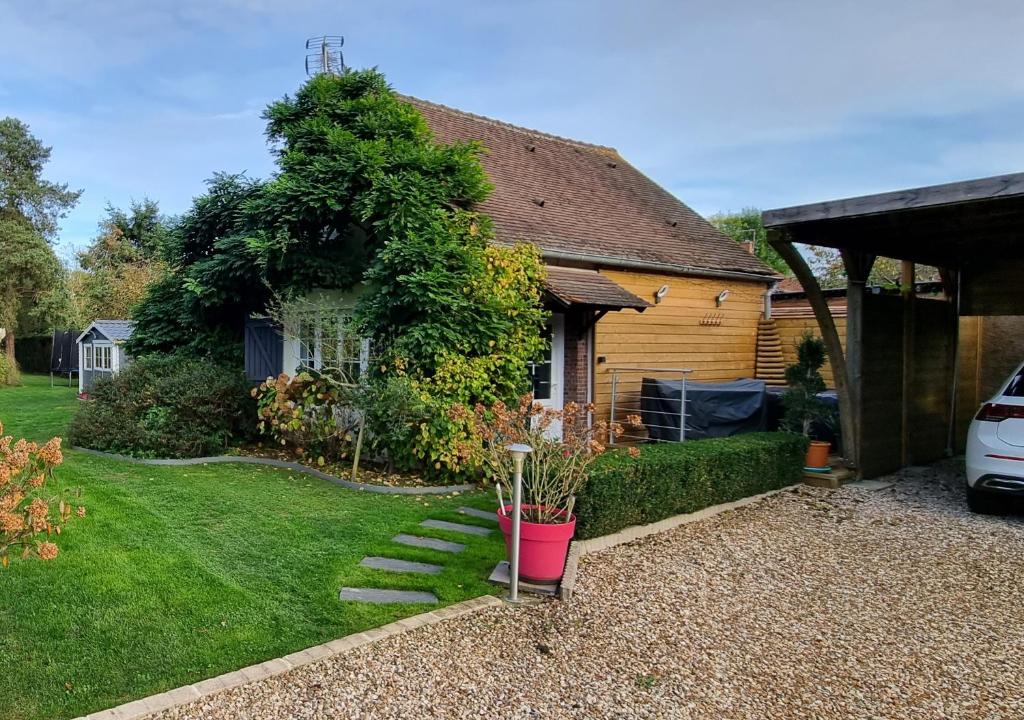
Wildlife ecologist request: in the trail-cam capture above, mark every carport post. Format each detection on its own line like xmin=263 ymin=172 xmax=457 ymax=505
xmin=769 ymin=233 xmax=860 ymax=470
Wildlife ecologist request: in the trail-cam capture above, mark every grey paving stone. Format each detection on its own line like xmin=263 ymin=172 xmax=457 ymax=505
xmin=360 ymin=556 xmax=444 ymax=575
xmin=392 ymin=533 xmax=465 ymax=553
xmin=458 ymin=506 xmax=499 ymax=522
xmin=420 ymin=519 xmax=492 ymax=536
xmin=339 ymin=587 xmax=439 ymax=604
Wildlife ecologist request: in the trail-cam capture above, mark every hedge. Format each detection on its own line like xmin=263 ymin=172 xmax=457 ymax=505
xmin=68 ymin=355 xmax=256 ymax=458
xmin=574 ymin=432 xmax=808 ymax=539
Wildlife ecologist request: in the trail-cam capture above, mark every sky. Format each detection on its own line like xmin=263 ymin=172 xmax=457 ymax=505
xmin=3 ymin=0 xmax=1024 ymax=263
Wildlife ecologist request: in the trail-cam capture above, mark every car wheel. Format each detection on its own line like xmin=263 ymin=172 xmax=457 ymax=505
xmin=966 ymin=485 xmax=998 ymax=514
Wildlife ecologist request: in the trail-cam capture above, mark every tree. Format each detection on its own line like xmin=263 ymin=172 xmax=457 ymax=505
xmin=803 ymin=245 xmax=941 ymax=289
xmin=0 ymin=118 xmax=81 ymax=368
xmin=73 ymin=200 xmax=169 ymax=322
xmin=130 ymin=69 xmax=548 ymax=477
xmin=708 ymin=208 xmax=789 ymax=275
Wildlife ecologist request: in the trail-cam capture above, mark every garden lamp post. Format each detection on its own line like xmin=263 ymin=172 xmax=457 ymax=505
xmin=505 ymin=442 xmax=532 ymax=603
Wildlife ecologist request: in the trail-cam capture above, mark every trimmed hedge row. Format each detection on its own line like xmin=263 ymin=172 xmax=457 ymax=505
xmin=575 ymin=432 xmax=808 ymax=539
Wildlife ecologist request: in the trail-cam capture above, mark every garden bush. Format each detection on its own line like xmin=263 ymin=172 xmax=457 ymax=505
xmin=68 ymin=356 xmax=255 ymax=458
xmin=574 ymin=432 xmax=808 ymax=539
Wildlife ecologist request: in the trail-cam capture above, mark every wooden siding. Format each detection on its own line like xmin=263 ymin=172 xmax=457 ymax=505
xmin=592 ymin=270 xmax=768 ymax=420
xmin=775 ymin=315 xmax=848 ymax=388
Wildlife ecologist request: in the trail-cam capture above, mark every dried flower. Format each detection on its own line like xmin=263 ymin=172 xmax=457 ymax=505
xmin=37 ymin=542 xmax=58 ymax=561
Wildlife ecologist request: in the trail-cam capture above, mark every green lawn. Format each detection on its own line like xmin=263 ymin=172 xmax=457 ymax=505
xmin=0 ymin=375 xmax=505 ymax=720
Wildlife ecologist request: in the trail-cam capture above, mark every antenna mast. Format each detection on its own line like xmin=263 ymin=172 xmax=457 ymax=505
xmin=305 ymin=36 xmax=344 ymax=76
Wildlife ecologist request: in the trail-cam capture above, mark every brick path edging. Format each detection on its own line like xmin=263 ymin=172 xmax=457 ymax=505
xmin=76 ymin=595 xmax=502 ymax=720
xmin=558 ymin=484 xmax=800 ymax=600
xmin=71 ymin=446 xmax=477 ymax=495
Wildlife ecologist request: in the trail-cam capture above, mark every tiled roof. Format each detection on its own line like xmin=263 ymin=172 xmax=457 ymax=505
xmin=405 ymin=97 xmax=777 ymax=280
xmin=773 ymin=276 xmax=804 ymax=293
xmin=90 ymin=320 xmax=136 ymax=343
xmin=544 ymin=266 xmax=650 ymax=310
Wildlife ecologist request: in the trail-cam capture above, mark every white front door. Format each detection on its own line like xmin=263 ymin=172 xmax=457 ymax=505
xmin=530 ymin=313 xmax=565 ymax=438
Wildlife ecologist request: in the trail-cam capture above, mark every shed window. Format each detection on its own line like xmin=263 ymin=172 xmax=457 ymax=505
xmin=95 ymin=345 xmax=112 ymax=371
xmin=84 ymin=345 xmax=93 ymax=370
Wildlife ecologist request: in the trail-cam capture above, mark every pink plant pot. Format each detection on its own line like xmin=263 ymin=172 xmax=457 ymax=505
xmin=497 ymin=504 xmax=577 ymax=583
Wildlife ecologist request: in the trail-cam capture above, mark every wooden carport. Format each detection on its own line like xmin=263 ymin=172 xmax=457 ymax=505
xmin=763 ymin=172 xmax=1024 ymax=477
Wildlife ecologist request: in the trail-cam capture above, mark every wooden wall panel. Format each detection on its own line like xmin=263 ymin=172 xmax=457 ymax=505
xmin=592 ymin=271 xmax=769 ymax=420
xmin=909 ymin=299 xmax=954 ymax=463
xmin=955 ymin=316 xmax=981 ymax=453
xmin=858 ymin=295 xmax=905 ymax=478
xmin=961 ymin=259 xmax=1024 ymax=316
xmin=774 ymin=315 xmax=848 ymax=388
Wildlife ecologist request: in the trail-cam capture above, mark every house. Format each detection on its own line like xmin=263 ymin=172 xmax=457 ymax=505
xmin=245 ymin=98 xmax=779 ymax=430
xmin=77 ymin=320 xmax=136 ymax=393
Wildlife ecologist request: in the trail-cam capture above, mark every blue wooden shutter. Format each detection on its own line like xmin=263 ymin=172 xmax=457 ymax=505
xmin=244 ymin=319 xmax=283 ymax=382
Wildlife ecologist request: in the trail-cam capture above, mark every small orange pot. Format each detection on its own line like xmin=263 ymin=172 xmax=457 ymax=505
xmin=805 ymin=440 xmax=831 ymax=469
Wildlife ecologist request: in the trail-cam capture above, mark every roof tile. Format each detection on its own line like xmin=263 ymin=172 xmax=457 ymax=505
xmin=405 ymin=97 xmax=776 ymax=279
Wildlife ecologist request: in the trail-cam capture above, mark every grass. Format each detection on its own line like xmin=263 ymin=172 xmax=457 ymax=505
xmin=0 ymin=375 xmax=505 ymax=720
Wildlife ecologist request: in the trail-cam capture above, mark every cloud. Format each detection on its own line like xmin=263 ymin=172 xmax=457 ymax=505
xmin=5 ymin=0 xmax=1024 ymax=255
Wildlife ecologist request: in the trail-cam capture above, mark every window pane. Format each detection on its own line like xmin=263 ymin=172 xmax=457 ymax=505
xmin=530 ymin=325 xmax=554 ymax=400
xmin=1005 ymin=367 xmax=1024 ymax=397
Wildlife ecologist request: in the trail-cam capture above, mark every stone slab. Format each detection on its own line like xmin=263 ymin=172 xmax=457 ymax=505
xmin=458 ymin=506 xmax=499 ymax=522
xmin=846 ymin=479 xmax=896 ymax=490
xmin=420 ymin=519 xmax=492 ymax=536
xmin=360 ymin=556 xmax=444 ymax=575
xmin=392 ymin=534 xmax=465 ymax=553
xmin=488 ymin=560 xmax=558 ymax=596
xmin=339 ymin=587 xmax=439 ymax=604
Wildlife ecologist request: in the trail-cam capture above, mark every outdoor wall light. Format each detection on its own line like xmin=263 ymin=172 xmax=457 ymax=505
xmin=655 ymin=284 xmax=670 ymax=304
xmin=716 ymin=289 xmax=730 ymax=307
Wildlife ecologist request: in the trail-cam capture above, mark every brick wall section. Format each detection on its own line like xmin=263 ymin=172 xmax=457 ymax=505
xmin=562 ymin=309 xmax=591 ymax=407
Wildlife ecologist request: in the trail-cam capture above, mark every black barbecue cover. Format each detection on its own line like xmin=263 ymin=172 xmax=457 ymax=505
xmin=641 ymin=378 xmax=768 ymax=441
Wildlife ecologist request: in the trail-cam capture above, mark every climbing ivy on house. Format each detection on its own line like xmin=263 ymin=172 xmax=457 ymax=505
xmin=128 ymin=68 xmax=548 ymax=476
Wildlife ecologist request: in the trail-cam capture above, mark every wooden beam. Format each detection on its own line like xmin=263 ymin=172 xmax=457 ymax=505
xmin=840 ymin=250 xmax=874 ymax=472
xmin=901 ymin=261 xmax=916 ymax=466
xmin=770 ymin=233 xmax=858 ymax=468
xmin=762 ymin=172 xmax=1024 ymax=227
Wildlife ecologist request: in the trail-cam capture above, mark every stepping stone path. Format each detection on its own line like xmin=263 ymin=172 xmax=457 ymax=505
xmin=459 ymin=506 xmax=499 ymax=522
xmin=360 ymin=556 xmax=443 ymax=575
xmin=342 ymin=507 xmax=500 ymax=606
xmin=420 ymin=519 xmax=492 ymax=536
xmin=392 ymin=533 xmax=466 ymax=553
xmin=340 ymin=587 xmax=438 ymax=604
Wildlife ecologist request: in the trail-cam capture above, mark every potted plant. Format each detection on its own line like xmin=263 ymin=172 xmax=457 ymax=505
xmin=782 ymin=332 xmax=837 ymax=470
xmin=468 ymin=396 xmax=634 ymax=583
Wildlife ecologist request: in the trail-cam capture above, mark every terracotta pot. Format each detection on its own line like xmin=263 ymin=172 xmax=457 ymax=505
xmin=805 ymin=440 xmax=831 ymax=469
xmin=497 ymin=504 xmax=576 ymax=583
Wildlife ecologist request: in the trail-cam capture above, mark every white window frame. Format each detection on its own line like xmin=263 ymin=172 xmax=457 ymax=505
xmin=84 ymin=344 xmax=94 ymax=370
xmin=295 ymin=310 xmax=368 ymax=379
xmin=94 ymin=344 xmax=112 ymax=371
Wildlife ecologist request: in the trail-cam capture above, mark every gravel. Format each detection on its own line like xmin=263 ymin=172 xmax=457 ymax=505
xmin=152 ymin=460 xmax=1024 ymax=719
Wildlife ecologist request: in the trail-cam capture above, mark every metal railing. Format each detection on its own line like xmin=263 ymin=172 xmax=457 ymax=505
xmin=608 ymin=366 xmax=693 ymax=444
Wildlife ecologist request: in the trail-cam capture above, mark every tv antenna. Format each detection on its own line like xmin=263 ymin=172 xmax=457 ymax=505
xmin=305 ymin=36 xmax=344 ymax=76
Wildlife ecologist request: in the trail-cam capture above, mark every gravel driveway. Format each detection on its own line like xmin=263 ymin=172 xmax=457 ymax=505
xmin=152 ymin=460 xmax=1024 ymax=719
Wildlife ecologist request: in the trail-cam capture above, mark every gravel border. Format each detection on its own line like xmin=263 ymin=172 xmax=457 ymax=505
xmin=70 ymin=447 xmax=476 ymax=495
xmin=75 ymin=596 xmax=501 ymax=720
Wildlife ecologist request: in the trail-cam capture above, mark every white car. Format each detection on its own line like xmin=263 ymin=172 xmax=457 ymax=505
xmin=966 ymin=360 xmax=1024 ymax=513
